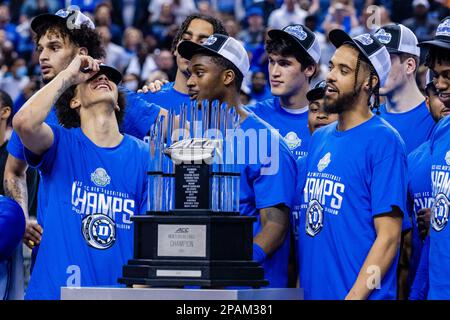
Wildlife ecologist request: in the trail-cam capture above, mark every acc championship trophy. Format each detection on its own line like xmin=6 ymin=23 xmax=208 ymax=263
xmin=119 ymin=101 xmax=268 ymax=287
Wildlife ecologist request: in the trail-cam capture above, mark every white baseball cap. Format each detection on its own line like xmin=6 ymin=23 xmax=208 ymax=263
xmin=178 ymin=34 xmax=250 ymax=78
xmin=329 ymin=30 xmax=391 ymax=87
xmin=374 ymin=24 xmax=420 ymax=57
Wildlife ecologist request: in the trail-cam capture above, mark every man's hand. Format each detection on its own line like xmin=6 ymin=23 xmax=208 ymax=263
xmin=62 ymin=55 xmax=102 ymax=87
xmin=24 ymin=219 xmax=43 ymax=249
xmin=417 ymin=208 xmax=431 ymax=241
xmin=138 ymin=79 xmax=169 ymax=93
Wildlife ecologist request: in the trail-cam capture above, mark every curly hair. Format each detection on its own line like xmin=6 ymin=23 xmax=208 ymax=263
xmin=55 ymin=85 xmax=126 ymax=128
xmin=171 ymin=13 xmax=228 ymax=53
xmin=33 ymin=19 xmax=105 ymax=59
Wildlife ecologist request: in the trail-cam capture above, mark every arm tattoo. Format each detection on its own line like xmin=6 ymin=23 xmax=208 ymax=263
xmin=261 ymin=205 xmax=289 ymax=226
xmin=4 ymin=176 xmax=29 ymax=217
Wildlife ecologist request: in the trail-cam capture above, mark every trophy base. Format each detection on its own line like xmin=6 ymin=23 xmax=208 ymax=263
xmin=118 ymin=259 xmax=269 ymax=288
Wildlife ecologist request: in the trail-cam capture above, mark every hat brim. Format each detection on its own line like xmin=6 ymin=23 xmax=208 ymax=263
xmin=306 ymin=87 xmax=325 ymax=102
xmin=329 ymin=29 xmax=373 ymax=63
xmin=96 ymin=65 xmax=122 ymax=85
xmin=177 ymin=40 xmax=221 ymax=61
xmin=418 ymin=39 xmax=450 ymax=50
xmin=30 ymin=13 xmax=66 ymax=33
xmin=268 ymin=29 xmax=315 ymax=62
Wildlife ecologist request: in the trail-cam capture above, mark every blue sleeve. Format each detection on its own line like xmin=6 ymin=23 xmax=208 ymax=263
xmin=0 ymin=196 xmax=25 ymax=262
xmin=409 ymin=236 xmax=430 ymax=300
xmin=7 ymin=131 xmax=25 ymax=160
xmin=371 ymin=146 xmax=408 ymax=217
xmin=121 ymin=89 xmax=161 ymax=140
xmin=23 ymin=124 xmax=61 ymax=174
xmin=254 ymin=146 xmax=298 ymax=210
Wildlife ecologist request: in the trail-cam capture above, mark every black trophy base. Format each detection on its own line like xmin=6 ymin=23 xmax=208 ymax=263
xmin=118 ymin=259 xmax=269 ymax=288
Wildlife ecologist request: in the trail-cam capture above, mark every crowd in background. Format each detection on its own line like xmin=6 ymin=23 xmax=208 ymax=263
xmin=0 ymin=0 xmax=449 ymax=121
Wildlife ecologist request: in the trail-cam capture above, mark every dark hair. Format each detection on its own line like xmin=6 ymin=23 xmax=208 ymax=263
xmin=425 ymin=46 xmax=450 ymax=70
xmin=0 ymin=89 xmax=13 ymax=125
xmin=265 ymin=36 xmax=317 ymax=82
xmin=210 ymin=55 xmax=243 ymax=91
xmin=55 ymin=85 xmax=126 ymax=128
xmin=425 ymin=81 xmax=438 ymax=97
xmin=349 ymin=45 xmax=380 ymax=114
xmin=34 ymin=20 xmax=105 ymax=60
xmin=171 ymin=13 xmax=228 ymax=53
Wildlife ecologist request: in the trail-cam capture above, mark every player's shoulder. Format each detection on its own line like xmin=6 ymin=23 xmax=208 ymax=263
xmin=245 ymin=98 xmax=276 ymax=115
xmin=408 ymin=140 xmax=431 ymax=164
xmin=123 ymin=134 xmax=150 ymax=153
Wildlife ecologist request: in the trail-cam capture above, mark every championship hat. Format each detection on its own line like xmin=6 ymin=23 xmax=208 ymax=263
xmin=418 ymin=16 xmax=450 ymax=50
xmin=374 ymin=23 xmax=420 ymax=57
xmin=306 ymin=80 xmax=327 ymax=102
xmin=31 ymin=5 xmax=95 ymax=33
xmin=329 ymin=30 xmax=391 ymax=87
xmin=268 ymin=24 xmax=321 ymax=64
xmin=178 ymin=34 xmax=250 ymax=78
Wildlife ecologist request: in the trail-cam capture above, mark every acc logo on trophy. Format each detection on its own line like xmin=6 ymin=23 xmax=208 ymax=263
xmin=431 ymin=193 xmax=450 ymax=232
xmin=306 ymin=199 xmax=324 ymax=237
xmin=82 ymin=213 xmax=116 ymax=249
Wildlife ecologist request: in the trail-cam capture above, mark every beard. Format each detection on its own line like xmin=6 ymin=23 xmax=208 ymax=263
xmin=324 ymin=85 xmax=361 ymax=114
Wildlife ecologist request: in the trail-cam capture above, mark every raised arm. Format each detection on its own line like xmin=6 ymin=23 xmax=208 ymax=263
xmin=13 ymin=55 xmax=100 ymax=155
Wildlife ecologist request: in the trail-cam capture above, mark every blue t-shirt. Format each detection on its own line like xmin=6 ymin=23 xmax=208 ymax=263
xmin=299 ymin=116 xmax=407 ymax=300
xmin=24 ymin=125 xmax=149 ymax=300
xmin=246 ymin=98 xmax=310 ymax=160
xmin=139 ymin=82 xmax=190 ymax=115
xmin=238 ymin=113 xmax=297 ymax=288
xmin=407 ymin=140 xmax=433 ymax=290
xmin=429 ymin=115 xmax=450 ymax=299
xmin=378 ymin=101 xmax=435 ymax=154
xmin=250 ymin=86 xmax=273 ymax=103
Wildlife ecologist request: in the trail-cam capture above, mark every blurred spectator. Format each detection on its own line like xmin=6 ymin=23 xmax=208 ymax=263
xmin=429 ymin=0 xmax=450 ymax=21
xmin=122 ymin=72 xmax=140 ymax=91
xmin=238 ymin=7 xmax=265 ymax=49
xmin=13 ymin=75 xmax=41 ymax=113
xmin=125 ymin=42 xmax=157 ymax=82
xmin=15 ymin=16 xmax=33 ymax=60
xmin=402 ymin=0 xmax=439 ymax=43
xmin=94 ymin=3 xmax=122 ymax=45
xmin=224 ymin=17 xmax=241 ymax=38
xmin=110 ymin=0 xmax=151 ymax=30
xmin=197 ymin=1 xmax=216 ymax=16
xmin=0 ymin=58 xmax=29 ymax=102
xmin=322 ymin=0 xmax=359 ymax=35
xmin=0 ymin=4 xmax=19 ymax=49
xmin=123 ymin=26 xmax=144 ymax=54
xmin=268 ymin=0 xmax=308 ymax=30
xmin=249 ymin=69 xmax=273 ymax=103
xmin=149 ymin=0 xmax=197 ymax=25
xmin=151 ymin=2 xmax=176 ymax=42
xmin=350 ymin=4 xmax=391 ymax=36
xmin=97 ymin=26 xmax=130 ymax=73
xmin=153 ymin=48 xmax=176 ymax=81
xmin=146 ymin=70 xmax=169 ymax=85
xmin=20 ymin=0 xmax=60 ymax=19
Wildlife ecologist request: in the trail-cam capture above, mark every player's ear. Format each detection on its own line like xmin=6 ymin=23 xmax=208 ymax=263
xmin=78 ymin=47 xmax=88 ymax=56
xmin=223 ymin=69 xmax=235 ymax=87
xmin=303 ymin=63 xmax=316 ymax=80
xmin=425 ymin=96 xmax=431 ymax=111
xmin=70 ymin=88 xmax=81 ymax=110
xmin=0 ymin=105 xmax=11 ymax=120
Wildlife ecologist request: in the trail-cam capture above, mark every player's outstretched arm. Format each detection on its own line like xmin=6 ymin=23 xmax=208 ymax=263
xmin=253 ymin=204 xmax=290 ymax=261
xmin=13 ymin=55 xmax=100 ymax=156
xmin=345 ymin=209 xmax=403 ymax=300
